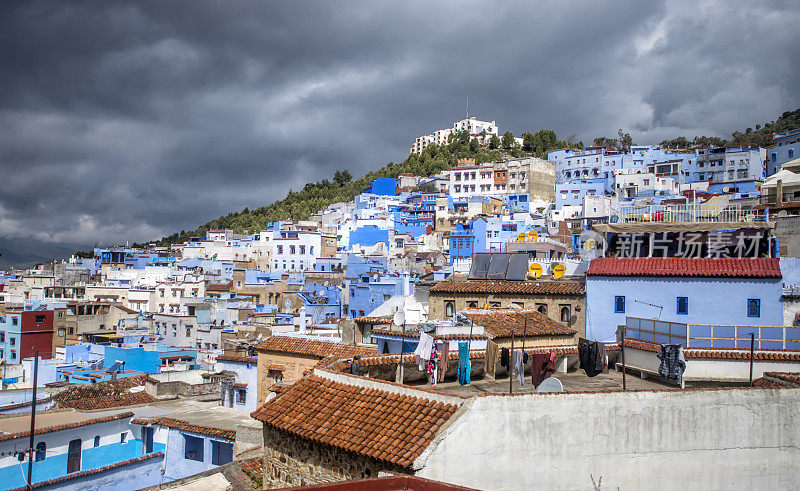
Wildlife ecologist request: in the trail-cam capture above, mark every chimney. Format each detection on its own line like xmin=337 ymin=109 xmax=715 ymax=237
xmin=777 ymin=179 xmax=784 ymax=207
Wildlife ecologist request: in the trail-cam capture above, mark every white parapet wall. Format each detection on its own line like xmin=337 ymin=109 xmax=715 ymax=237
xmin=414 ymin=386 xmax=800 ymax=490
xmin=623 ymin=345 xmax=800 ymax=382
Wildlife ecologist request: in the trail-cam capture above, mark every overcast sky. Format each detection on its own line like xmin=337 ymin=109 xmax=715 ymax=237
xmin=1 ymin=0 xmax=798 ymax=246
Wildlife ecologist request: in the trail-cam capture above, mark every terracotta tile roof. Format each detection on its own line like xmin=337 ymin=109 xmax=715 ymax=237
xmin=267 ymin=364 xmax=286 ymax=371
xmin=763 ymin=372 xmax=800 ymax=385
xmin=354 ymin=316 xmax=393 ymax=324
xmin=267 ymin=383 xmax=289 ymax=395
xmin=278 ymin=474 xmax=480 ymax=490
xmin=430 ymin=280 xmax=585 ymax=295
xmin=9 ymin=452 xmax=164 ymax=491
xmin=250 ymin=373 xmax=460 ymax=467
xmin=587 ymin=257 xmax=781 ymax=279
xmin=256 ymin=336 xmax=378 ymax=359
xmin=370 ymin=329 xmax=487 ymax=341
xmin=233 ymin=382 xmax=248 ymax=388
xmin=623 ymin=339 xmax=800 ymax=361
xmin=753 ymin=377 xmax=791 ymax=388
xmin=356 ymin=350 xmax=485 ymax=368
xmin=52 ymin=375 xmax=147 ymax=403
xmin=58 ymin=392 xmax=155 ymax=411
xmin=462 ymin=309 xmax=577 ymax=338
xmin=0 ymin=411 xmax=134 ymax=443
xmin=239 ymin=457 xmax=264 ymax=488
xmin=0 ymin=397 xmax=53 ymax=412
xmin=131 ymin=416 xmax=236 ymax=440
xmin=206 ymin=280 xmax=233 ymax=292
xmin=216 ymin=355 xmax=258 ymax=364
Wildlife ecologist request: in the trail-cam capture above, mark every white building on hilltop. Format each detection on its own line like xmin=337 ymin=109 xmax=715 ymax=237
xmin=411 ymin=117 xmax=499 ymax=154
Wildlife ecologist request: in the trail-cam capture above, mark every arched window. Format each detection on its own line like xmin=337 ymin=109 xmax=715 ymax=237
xmin=445 ymin=301 xmax=455 ymax=317
xmin=537 ymin=304 xmax=547 ymax=315
xmin=560 ymin=306 xmax=571 ymax=323
xmin=35 ymin=442 xmax=46 ymax=462
xmin=94 ymin=436 xmax=100 ymax=447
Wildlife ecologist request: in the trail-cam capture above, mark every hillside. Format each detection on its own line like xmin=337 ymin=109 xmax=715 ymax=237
xmin=154 ymin=108 xmax=800 ymax=247
xmin=153 ymin=129 xmax=570 ymax=246
xmin=660 ymin=107 xmax=800 ymax=149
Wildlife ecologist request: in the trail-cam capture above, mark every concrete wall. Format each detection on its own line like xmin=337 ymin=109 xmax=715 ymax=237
xmin=34 ymin=453 xmax=164 ymax=491
xmin=623 ymin=346 xmax=800 ymax=382
xmin=162 ymin=428 xmax=234 ymax=482
xmin=415 ymin=388 xmax=800 ymax=490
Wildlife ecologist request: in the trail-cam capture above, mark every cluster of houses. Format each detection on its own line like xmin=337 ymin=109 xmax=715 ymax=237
xmin=2 ymin=121 xmax=800 ymax=489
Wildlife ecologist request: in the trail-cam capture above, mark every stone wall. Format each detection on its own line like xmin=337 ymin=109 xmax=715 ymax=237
xmin=257 ymin=352 xmax=319 ymax=404
xmin=774 ymin=216 xmax=800 ymax=257
xmin=428 ymin=291 xmax=586 ymax=339
xmin=261 ymin=426 xmax=401 ymax=489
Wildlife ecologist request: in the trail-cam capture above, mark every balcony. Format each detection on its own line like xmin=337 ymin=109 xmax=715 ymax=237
xmin=624 ymin=317 xmax=800 ymax=350
xmin=614 ymin=203 xmax=763 ymax=223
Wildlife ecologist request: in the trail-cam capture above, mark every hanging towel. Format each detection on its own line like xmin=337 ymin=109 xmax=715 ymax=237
xmin=657 ymin=344 xmax=686 ymax=385
xmin=511 ymin=349 xmax=525 ymax=386
xmin=437 ymin=341 xmax=449 ymax=382
xmin=578 ymin=337 xmax=602 ymax=377
xmin=414 ymin=332 xmax=434 ymax=370
xmin=427 ymin=349 xmax=438 ymax=384
xmin=500 ymin=347 xmax=509 ymax=368
xmin=457 ymin=341 xmax=471 ymax=385
xmin=531 ymin=352 xmax=556 ymax=387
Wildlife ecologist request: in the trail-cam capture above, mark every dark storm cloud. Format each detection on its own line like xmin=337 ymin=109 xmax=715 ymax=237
xmin=0 ymin=0 xmax=798 ymax=244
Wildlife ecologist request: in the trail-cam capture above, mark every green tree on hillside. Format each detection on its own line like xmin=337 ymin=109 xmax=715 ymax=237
xmin=489 ymin=134 xmax=501 ymax=149
xmin=522 ymin=132 xmax=535 ymax=152
xmin=501 ymin=131 xmax=516 ymax=149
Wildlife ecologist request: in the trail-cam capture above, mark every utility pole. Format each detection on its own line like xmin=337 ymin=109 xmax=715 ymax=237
xmin=26 ymin=350 xmax=39 ymax=490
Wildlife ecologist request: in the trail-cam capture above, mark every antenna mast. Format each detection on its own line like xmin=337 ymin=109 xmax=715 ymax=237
xmin=465 ymin=97 xmax=469 ymax=119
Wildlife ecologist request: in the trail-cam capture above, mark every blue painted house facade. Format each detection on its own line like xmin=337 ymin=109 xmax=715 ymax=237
xmin=0 ymin=412 xmax=164 ymax=490
xmin=585 ymin=258 xmax=784 ymax=343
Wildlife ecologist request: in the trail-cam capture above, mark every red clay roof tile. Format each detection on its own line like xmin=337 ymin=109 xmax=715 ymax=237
xmin=430 ymin=280 xmax=585 ymax=295
xmin=588 ymin=257 xmax=781 ymax=278
xmin=256 ymin=336 xmax=377 ymax=359
xmin=250 ymin=374 xmax=460 ymax=468
xmin=462 ymin=309 xmax=577 ymax=338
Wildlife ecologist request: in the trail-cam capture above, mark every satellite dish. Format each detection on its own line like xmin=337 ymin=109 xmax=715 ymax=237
xmin=552 ymin=264 xmax=565 ymax=279
xmin=527 ymin=230 xmax=538 ymax=241
xmin=517 ymin=232 xmax=526 ymax=242
xmin=528 ymin=263 xmax=543 ymax=278
xmin=284 ymin=299 xmax=292 ymax=310
xmin=317 ymin=289 xmax=325 ymax=296
xmin=537 ymin=377 xmax=564 ymax=393
xmin=323 ymin=281 xmax=330 ymax=287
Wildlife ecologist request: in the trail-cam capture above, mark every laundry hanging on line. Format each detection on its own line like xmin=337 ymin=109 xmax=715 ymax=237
xmin=414 ymin=332 xmax=435 ymax=370
xmin=457 ymin=341 xmax=471 ymax=385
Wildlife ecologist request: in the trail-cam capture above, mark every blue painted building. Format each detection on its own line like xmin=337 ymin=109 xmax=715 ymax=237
xmin=365 ymin=177 xmax=397 ymax=196
xmin=348 ymin=225 xmax=390 ymax=248
xmin=0 ymin=411 xmax=165 ymax=489
xmin=394 ymin=209 xmax=434 ymax=237
xmin=449 ymin=218 xmax=488 ymax=262
xmin=505 ymin=194 xmax=530 ymax=212
xmin=767 ymin=128 xmax=800 ymax=176
xmin=555 ymin=179 xmax=608 ymax=210
xmin=586 ymin=258 xmax=784 ymax=343
xmin=348 ymin=273 xmax=410 ymax=318
xmin=345 ymin=254 xmax=387 ymax=280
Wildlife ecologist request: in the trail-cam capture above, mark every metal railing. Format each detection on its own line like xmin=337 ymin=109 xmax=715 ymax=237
xmin=615 ymin=203 xmax=763 ymax=223
xmin=625 ymin=317 xmax=800 ymax=350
